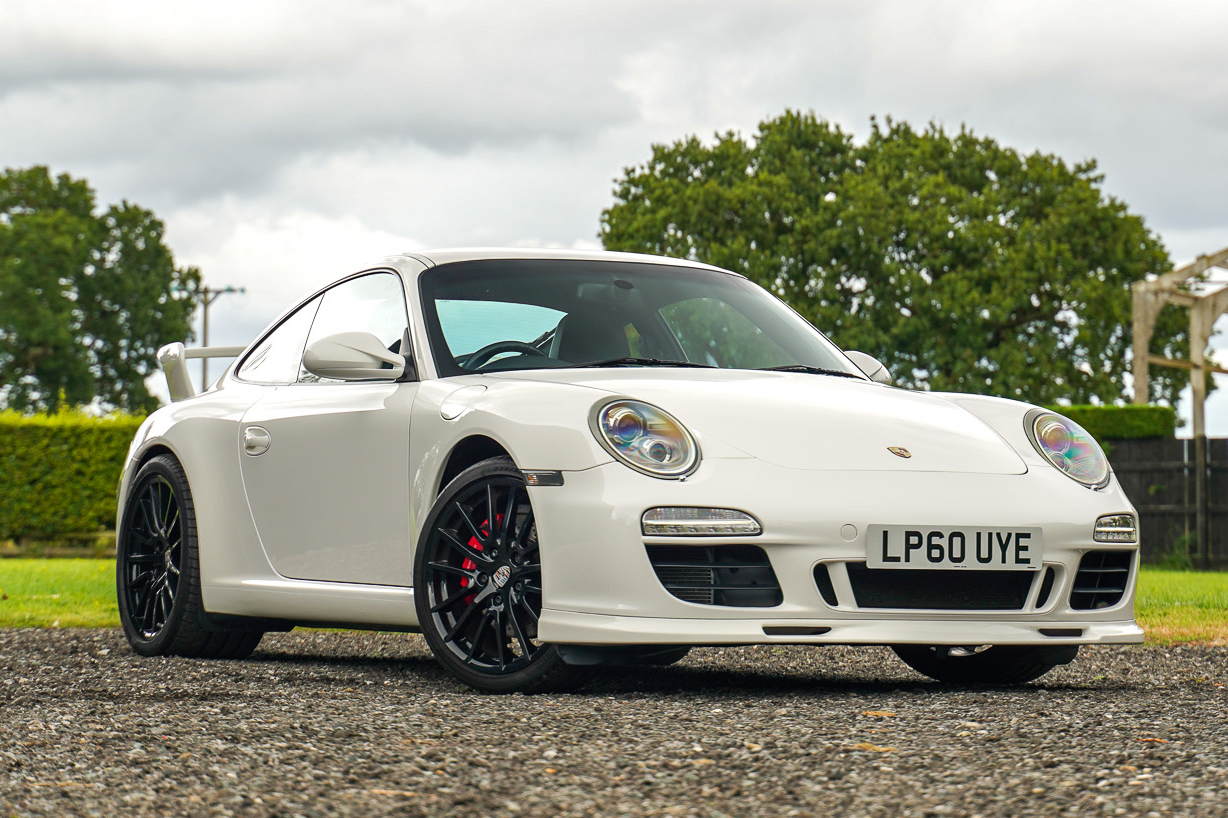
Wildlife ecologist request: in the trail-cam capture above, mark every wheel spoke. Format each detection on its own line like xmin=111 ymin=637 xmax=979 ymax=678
xmin=430 ymin=583 xmax=475 ymax=614
xmin=516 ymin=507 xmax=535 ymax=546
xmin=427 ymin=561 xmax=477 ymax=581
xmin=485 ymin=484 xmax=496 ymax=535
xmin=464 ymin=611 xmax=491 ymax=662
xmin=130 ymin=527 xmax=157 ymax=548
xmin=153 ymin=483 xmax=168 ymax=536
xmin=501 ymin=485 xmax=518 ymax=542
xmin=444 ymin=599 xmax=481 ymax=644
xmin=127 ymin=550 xmax=161 ymax=564
xmin=138 ymin=495 xmax=158 ymax=539
xmin=495 ymin=608 xmax=510 ymax=670
xmin=139 ymin=577 xmax=159 ymax=631
xmin=157 ymin=582 xmax=172 ymax=623
xmin=454 ymin=502 xmax=486 ymax=546
xmin=507 ymin=599 xmax=533 ymax=657
xmin=439 ymin=528 xmax=488 ymax=565
xmin=159 ymin=482 xmax=176 ymax=533
xmin=129 ymin=568 xmax=157 ymax=588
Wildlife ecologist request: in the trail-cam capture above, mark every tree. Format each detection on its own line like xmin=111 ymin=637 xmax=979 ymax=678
xmin=601 ymin=111 xmax=1191 ymax=405
xmin=0 ymin=166 xmax=200 ymax=413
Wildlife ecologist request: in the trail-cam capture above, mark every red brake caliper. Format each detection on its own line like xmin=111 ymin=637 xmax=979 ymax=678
xmin=459 ymin=514 xmax=502 ymax=604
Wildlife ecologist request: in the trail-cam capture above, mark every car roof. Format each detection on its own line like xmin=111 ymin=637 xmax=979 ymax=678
xmin=397 ymin=247 xmax=744 ymax=278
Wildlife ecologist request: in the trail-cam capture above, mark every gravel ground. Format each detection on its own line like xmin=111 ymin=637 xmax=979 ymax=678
xmin=1 ymin=630 xmax=1226 ymax=818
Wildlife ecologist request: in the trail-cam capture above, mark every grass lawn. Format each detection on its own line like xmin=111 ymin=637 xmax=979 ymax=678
xmin=1 ymin=560 xmax=1225 ymax=644
xmin=0 ymin=558 xmax=117 ymax=628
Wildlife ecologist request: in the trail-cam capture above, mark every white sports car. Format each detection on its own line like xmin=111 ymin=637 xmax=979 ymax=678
xmin=117 ymin=248 xmax=1142 ymax=692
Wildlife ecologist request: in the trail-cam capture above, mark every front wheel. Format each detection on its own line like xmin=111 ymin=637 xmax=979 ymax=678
xmin=892 ymin=644 xmax=1078 ymax=685
xmin=414 ymin=457 xmax=591 ymax=693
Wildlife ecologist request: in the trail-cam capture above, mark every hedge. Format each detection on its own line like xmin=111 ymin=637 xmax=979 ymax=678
xmin=1048 ymin=404 xmax=1176 ymax=441
xmin=0 ymin=410 xmax=145 ymax=541
xmin=0 ymin=401 xmax=1179 ymax=540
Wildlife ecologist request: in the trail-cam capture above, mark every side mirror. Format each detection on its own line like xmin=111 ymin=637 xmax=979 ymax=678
xmin=303 ymin=332 xmax=406 ymax=381
xmin=845 ymin=351 xmax=891 ymax=385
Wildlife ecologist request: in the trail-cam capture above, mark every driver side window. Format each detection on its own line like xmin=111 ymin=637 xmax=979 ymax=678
xmin=299 ymin=272 xmax=410 ymax=383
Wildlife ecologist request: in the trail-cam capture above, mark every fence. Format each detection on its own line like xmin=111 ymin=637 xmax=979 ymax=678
xmin=1108 ymin=437 xmax=1228 ymax=569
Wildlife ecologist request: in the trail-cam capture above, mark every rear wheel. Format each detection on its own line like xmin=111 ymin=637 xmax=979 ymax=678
xmin=415 ymin=457 xmax=591 ymax=693
xmin=892 ymin=644 xmax=1078 ymax=684
xmin=117 ymin=454 xmax=263 ymax=659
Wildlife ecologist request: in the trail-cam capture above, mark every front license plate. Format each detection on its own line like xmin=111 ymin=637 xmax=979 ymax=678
xmin=866 ymin=525 xmax=1042 ymax=570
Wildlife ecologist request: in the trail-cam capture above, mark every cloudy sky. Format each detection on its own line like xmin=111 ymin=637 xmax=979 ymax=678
xmin=4 ymin=0 xmax=1228 ymax=429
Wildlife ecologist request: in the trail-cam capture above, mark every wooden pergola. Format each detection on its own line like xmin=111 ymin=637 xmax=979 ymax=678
xmin=1132 ymin=245 xmax=1228 ymax=567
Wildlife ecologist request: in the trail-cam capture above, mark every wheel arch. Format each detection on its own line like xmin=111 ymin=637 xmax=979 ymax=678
xmin=134 ymin=442 xmax=179 ymax=473
xmin=437 ymin=435 xmax=514 ymax=495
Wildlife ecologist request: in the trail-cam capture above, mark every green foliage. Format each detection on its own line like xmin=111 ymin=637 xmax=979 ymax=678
xmin=0 ymin=409 xmax=144 ymax=540
xmin=601 ymin=111 xmax=1190 ymax=405
xmin=1052 ymin=404 xmax=1177 ymax=441
xmin=0 ymin=165 xmax=201 ymax=413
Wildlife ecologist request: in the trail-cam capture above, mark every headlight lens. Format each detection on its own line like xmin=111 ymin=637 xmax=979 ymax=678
xmin=1026 ymin=411 xmax=1109 ymax=487
xmin=592 ymin=400 xmax=699 ymax=478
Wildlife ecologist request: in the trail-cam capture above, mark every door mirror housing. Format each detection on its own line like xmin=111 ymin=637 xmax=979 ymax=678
xmin=303 ymin=332 xmax=406 ymax=381
xmin=845 ymin=351 xmax=891 ymax=385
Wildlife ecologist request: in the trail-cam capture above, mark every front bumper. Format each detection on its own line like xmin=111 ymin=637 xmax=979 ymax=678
xmin=528 ymin=458 xmax=1144 ymax=646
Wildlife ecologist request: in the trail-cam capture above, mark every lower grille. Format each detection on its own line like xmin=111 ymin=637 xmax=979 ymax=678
xmin=1070 ymin=550 xmax=1132 ymax=610
xmin=844 ymin=563 xmax=1032 ymax=610
xmin=646 ymin=545 xmax=782 ymax=607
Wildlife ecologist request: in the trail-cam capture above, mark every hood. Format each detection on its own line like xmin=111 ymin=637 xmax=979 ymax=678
xmin=489 ymin=369 xmax=1027 ymax=475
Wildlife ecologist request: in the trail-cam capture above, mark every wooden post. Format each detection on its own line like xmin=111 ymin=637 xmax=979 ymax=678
xmin=1190 ymin=302 xmax=1208 ymax=567
xmin=1131 ymin=247 xmax=1228 ymax=569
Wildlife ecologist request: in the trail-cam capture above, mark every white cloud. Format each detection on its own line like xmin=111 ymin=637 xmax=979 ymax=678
xmin=5 ymin=0 xmax=1228 ymax=426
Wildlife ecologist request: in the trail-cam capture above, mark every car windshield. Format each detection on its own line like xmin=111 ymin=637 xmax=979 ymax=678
xmin=419 ymin=259 xmax=864 ymax=378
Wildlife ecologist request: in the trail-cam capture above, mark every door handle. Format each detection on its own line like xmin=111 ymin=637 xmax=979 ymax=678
xmin=243 ymin=425 xmax=271 ymax=456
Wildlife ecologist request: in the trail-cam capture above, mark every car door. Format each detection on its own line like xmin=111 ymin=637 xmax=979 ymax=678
xmin=238 ymin=270 xmax=416 ymax=586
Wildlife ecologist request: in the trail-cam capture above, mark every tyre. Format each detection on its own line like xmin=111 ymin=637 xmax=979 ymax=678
xmin=892 ymin=644 xmax=1078 ymax=684
xmin=117 ymin=454 xmax=264 ymax=659
xmin=414 ymin=456 xmax=592 ymax=693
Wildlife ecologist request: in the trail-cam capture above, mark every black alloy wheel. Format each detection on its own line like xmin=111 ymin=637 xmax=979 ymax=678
xmin=117 ymin=454 xmax=264 ymax=659
xmin=415 ymin=457 xmax=591 ymax=693
xmin=121 ymin=472 xmax=183 ymax=639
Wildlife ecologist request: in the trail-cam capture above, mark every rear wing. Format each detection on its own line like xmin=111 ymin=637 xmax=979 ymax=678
xmin=156 ymin=342 xmax=247 ymax=402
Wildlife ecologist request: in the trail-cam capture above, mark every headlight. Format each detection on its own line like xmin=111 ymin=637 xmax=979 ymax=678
xmin=1025 ymin=410 xmax=1109 ymax=487
xmin=591 ymin=399 xmax=699 ymax=478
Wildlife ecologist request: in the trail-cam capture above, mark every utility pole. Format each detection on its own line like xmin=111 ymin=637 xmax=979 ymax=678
xmin=199 ymin=285 xmax=245 ymax=388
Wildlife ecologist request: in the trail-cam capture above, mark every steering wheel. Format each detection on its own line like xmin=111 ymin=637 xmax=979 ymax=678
xmin=464 ymin=340 xmax=549 ymax=370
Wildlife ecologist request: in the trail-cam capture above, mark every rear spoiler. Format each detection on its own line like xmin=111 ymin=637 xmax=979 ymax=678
xmin=156 ymin=342 xmax=247 ymax=402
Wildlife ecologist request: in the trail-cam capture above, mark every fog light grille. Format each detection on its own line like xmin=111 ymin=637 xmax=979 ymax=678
xmin=646 ymin=545 xmax=781 ymax=607
xmin=1070 ymin=550 xmax=1132 ymax=610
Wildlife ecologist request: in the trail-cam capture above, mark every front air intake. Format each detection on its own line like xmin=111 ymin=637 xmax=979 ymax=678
xmin=1070 ymin=550 xmax=1133 ymax=610
xmin=646 ymin=545 xmax=782 ymax=607
xmin=844 ymin=564 xmax=1032 ymax=610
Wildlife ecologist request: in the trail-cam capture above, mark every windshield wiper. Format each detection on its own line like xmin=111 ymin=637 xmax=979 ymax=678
xmin=756 ymin=364 xmax=864 ymax=378
xmin=571 ymin=357 xmax=717 ymax=369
